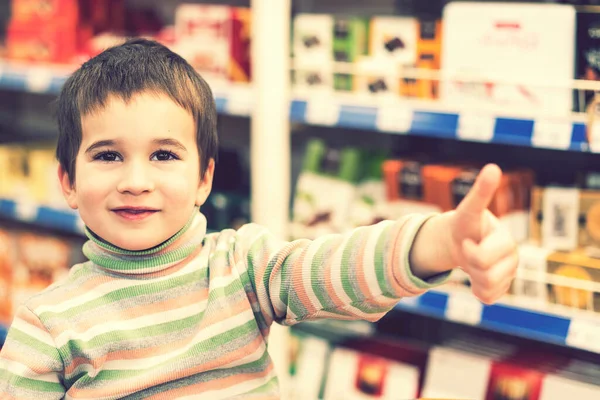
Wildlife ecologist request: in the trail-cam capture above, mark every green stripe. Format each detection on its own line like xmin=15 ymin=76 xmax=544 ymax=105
xmin=310 ymin=237 xmax=337 ymax=310
xmin=375 ymin=224 xmax=394 ymax=297
xmin=84 ymin=242 xmax=199 ymax=271
xmin=0 ymin=369 xmax=64 ymax=393
xmin=60 ymin=277 xmax=244 ymax=357
xmin=76 ymin=319 xmax=258 ymax=383
xmin=40 ymin=270 xmax=206 ymax=320
xmin=61 ymin=308 xmax=206 ymax=357
xmin=8 ymin=329 xmax=62 ymax=362
xmin=340 ymin=230 xmax=364 ymax=303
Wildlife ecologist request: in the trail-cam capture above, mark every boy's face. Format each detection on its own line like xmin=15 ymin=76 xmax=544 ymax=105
xmin=59 ymin=92 xmax=214 ymax=251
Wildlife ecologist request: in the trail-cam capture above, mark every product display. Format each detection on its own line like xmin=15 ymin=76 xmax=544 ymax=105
xmin=291 ymin=139 xmax=363 ymax=239
xmin=441 ymin=2 xmax=576 ymax=115
xmin=575 ymin=6 xmax=600 ymax=113
xmin=174 ymin=4 xmax=251 ymax=83
xmin=0 ymin=225 xmax=82 ymax=326
xmin=0 ymin=143 xmax=65 ymax=208
xmin=323 ymin=347 xmax=420 ymax=399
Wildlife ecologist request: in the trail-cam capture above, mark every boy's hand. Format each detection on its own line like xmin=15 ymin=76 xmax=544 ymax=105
xmin=448 ymin=164 xmax=518 ymax=304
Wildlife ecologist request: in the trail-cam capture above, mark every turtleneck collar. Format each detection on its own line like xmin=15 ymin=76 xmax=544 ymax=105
xmin=82 ymin=207 xmax=206 ymax=274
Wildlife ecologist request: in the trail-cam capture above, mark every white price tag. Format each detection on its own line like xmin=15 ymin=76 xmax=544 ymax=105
xmin=225 ymin=85 xmax=253 ymax=116
xmin=445 ymin=292 xmax=483 ymax=325
xmin=305 ymin=94 xmax=339 ymax=126
xmin=15 ymin=201 xmax=38 ymax=221
xmin=458 ymin=112 xmax=495 ymax=142
xmin=376 ymin=103 xmax=413 ymax=133
xmin=532 ymin=119 xmax=572 ymax=150
xmin=589 ymin=122 xmax=600 ymax=153
xmin=25 ymin=67 xmax=54 ymax=93
xmin=566 ymin=318 xmax=600 ymax=352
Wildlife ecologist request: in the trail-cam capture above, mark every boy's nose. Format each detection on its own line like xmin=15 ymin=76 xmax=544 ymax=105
xmin=116 ymin=162 xmax=155 ymax=195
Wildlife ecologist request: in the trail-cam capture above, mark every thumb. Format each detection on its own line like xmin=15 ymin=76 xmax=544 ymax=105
xmin=456 ymin=164 xmax=502 ymax=217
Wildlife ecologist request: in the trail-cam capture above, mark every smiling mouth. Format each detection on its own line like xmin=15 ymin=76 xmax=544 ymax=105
xmin=112 ymin=208 xmax=159 ymax=221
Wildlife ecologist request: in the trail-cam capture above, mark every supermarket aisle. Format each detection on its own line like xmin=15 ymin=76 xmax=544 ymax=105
xmin=0 ymin=0 xmax=599 ymax=399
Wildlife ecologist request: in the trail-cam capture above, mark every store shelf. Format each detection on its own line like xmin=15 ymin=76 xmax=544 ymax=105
xmin=290 ymin=93 xmax=592 ymax=153
xmin=396 ymin=288 xmax=600 ymax=354
xmin=0 ymin=198 xmax=84 ymax=235
xmin=0 ymin=61 xmax=253 ymax=117
xmin=0 ymin=324 xmax=7 ymax=348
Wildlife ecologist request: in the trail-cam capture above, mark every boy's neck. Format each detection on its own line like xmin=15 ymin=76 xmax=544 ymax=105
xmin=82 ymin=207 xmax=206 ymax=274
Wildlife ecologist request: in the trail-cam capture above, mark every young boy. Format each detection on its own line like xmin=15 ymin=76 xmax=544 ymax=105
xmin=0 ymin=39 xmax=517 ymax=399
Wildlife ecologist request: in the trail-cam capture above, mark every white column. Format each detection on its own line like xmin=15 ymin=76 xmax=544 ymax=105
xmin=250 ymin=0 xmax=292 ymax=395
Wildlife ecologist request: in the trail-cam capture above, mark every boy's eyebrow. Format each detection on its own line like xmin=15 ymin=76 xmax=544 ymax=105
xmin=85 ymin=140 xmax=119 ymax=154
xmin=152 ymin=138 xmax=188 ymax=152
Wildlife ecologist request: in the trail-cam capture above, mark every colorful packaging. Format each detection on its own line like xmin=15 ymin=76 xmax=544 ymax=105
xmin=348 ymin=154 xmax=389 ymax=229
xmin=291 ymin=140 xmax=362 ymax=239
xmin=578 ymin=190 xmax=600 ymax=253
xmin=0 ymin=229 xmax=15 ymax=326
xmin=12 ymin=233 xmax=71 ymax=315
xmin=6 ymin=20 xmax=80 ymax=63
xmin=369 ymin=17 xmax=418 ymax=66
xmin=415 ymin=19 xmax=442 ymax=99
xmin=323 ymin=348 xmax=420 ymax=400
xmin=332 ymin=17 xmax=368 ymax=91
xmin=441 ymin=2 xmax=576 ymax=115
xmin=546 ymin=249 xmax=600 ymax=313
xmin=0 ymin=145 xmax=30 ymax=200
xmin=174 ymin=5 xmax=251 ymax=83
xmin=10 ymin=0 xmax=79 ymax=25
xmin=511 ymin=244 xmax=552 ymax=304
xmin=575 ymin=6 xmax=600 ymax=113
xmin=293 ymin=14 xmax=334 ymax=65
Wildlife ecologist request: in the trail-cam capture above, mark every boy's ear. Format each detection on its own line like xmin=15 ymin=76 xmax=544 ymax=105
xmin=58 ymin=165 xmax=78 ymax=210
xmin=196 ymin=158 xmax=215 ymax=207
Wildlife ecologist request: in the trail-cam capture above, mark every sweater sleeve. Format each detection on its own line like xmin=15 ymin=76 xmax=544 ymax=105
xmin=0 ymin=306 xmax=65 ymax=399
xmin=234 ymin=214 xmax=450 ymax=328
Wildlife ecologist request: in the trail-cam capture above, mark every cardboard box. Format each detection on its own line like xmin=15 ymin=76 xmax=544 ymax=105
xmin=348 ymin=155 xmax=389 ymax=229
xmin=7 ymin=20 xmax=79 ymax=63
xmin=0 ymin=145 xmax=30 ymax=200
xmin=323 ymin=348 xmax=420 ymax=400
xmin=353 ymin=57 xmax=399 ymax=96
xmin=512 ymin=244 xmax=552 ymax=304
xmin=291 ymin=140 xmax=362 ymax=239
xmin=12 ymin=232 xmax=71 ymax=315
xmin=441 ymin=2 xmax=575 ymax=114
xmin=575 ymin=7 xmax=600 ymax=113
xmin=293 ymin=14 xmax=334 ymax=64
xmin=10 ymin=0 xmax=78 ymax=25
xmin=332 ymin=17 xmax=368 ymax=91
xmin=0 ymin=229 xmax=15 ymax=326
xmin=422 ymin=346 xmax=495 ymax=399
xmin=486 ymin=361 xmax=545 ymax=400
xmin=546 ymin=249 xmax=600 ymax=312
xmin=578 ymin=190 xmax=600 ymax=251
xmin=174 ymin=5 xmax=252 ymax=83
xmin=529 ymin=186 xmax=544 ymax=245
xmin=415 ymin=19 xmax=442 ymax=99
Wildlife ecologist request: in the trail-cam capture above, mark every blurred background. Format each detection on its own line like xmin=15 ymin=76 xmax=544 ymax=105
xmin=1 ymin=0 xmax=600 ymax=399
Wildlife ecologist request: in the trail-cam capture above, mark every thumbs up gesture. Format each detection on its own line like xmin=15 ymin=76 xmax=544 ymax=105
xmin=450 ymin=164 xmax=519 ymax=304
xmin=410 ymin=164 xmax=518 ymax=304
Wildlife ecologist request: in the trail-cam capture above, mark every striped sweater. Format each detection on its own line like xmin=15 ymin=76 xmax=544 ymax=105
xmin=0 ymin=212 xmax=448 ymax=399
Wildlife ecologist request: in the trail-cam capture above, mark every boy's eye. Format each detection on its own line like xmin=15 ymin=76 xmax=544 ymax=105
xmin=151 ymin=150 xmax=179 ymax=161
xmin=94 ymin=151 xmax=122 ymax=162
